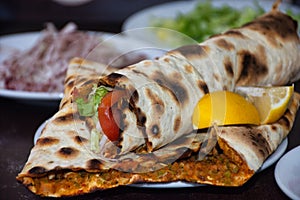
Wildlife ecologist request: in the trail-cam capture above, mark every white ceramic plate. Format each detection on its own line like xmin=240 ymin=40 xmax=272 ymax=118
xmin=33 ymin=119 xmax=288 ymax=188
xmin=275 ymin=145 xmax=300 ymax=199
xmin=122 ymin=0 xmax=300 ymax=49
xmin=0 ymin=31 xmax=164 ymax=102
xmin=0 ymin=32 xmax=63 ymax=101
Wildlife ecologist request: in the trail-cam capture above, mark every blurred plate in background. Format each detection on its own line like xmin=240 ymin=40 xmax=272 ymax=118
xmin=0 ymin=31 xmax=164 ymax=103
xmin=122 ymin=0 xmax=300 ymax=49
xmin=275 ymin=145 xmax=300 ymax=200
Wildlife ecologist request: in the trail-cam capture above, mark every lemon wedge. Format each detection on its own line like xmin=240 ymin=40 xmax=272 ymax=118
xmin=235 ymin=85 xmax=294 ymax=124
xmin=192 ymin=91 xmax=260 ymax=129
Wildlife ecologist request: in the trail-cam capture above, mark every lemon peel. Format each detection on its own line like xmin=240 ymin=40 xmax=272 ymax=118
xmin=192 ymin=91 xmax=260 ymax=129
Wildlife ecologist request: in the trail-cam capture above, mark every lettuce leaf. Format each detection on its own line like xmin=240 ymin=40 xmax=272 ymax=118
xmin=150 ymin=0 xmax=265 ymax=45
xmin=76 ymin=85 xmax=110 ymax=117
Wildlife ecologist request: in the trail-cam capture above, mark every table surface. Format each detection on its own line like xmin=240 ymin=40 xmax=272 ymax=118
xmin=0 ymin=0 xmax=300 ymax=199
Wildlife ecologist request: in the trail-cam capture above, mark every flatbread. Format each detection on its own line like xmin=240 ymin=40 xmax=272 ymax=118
xmin=17 ymin=3 xmax=300 ymax=197
xmin=97 ymin=4 xmax=300 ymax=153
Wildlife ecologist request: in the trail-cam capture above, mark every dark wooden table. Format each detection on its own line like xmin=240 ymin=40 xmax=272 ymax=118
xmin=0 ymin=0 xmax=299 ymax=199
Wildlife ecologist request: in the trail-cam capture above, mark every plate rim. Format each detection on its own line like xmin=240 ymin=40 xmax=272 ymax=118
xmin=0 ymin=88 xmax=63 ymax=100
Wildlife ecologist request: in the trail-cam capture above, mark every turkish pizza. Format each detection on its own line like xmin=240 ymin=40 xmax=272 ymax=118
xmin=17 ymin=1 xmax=300 ymax=197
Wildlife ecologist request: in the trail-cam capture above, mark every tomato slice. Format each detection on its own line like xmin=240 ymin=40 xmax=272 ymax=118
xmin=98 ymin=90 xmax=125 ymax=141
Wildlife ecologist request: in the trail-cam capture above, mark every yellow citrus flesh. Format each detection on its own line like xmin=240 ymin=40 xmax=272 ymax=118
xmin=235 ymin=85 xmax=294 ymax=124
xmin=192 ymin=91 xmax=260 ymax=129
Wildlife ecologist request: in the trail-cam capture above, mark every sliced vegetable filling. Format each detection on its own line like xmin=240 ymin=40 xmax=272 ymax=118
xmin=98 ymin=90 xmax=126 ymax=141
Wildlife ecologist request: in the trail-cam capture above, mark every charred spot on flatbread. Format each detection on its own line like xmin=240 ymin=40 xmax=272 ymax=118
xmin=74 ymin=136 xmax=88 ymax=144
xmin=213 ymin=73 xmax=221 ymax=82
xmin=197 ymin=80 xmax=209 ymax=94
xmin=131 ymin=69 xmax=149 ymax=78
xmin=129 ymin=90 xmax=139 ymax=105
xmin=172 ymin=72 xmax=183 ymax=81
xmin=142 ymin=60 xmax=153 ymax=67
xmin=163 ymin=57 xmax=171 ymax=63
xmin=215 ymin=39 xmax=235 ymax=51
xmin=98 ymin=73 xmax=124 ymax=87
xmin=173 ymin=44 xmax=210 ymax=59
xmin=59 ymin=99 xmax=69 ymax=109
xmin=248 ymin=128 xmax=271 ymax=158
xmin=65 ymin=78 xmax=75 ymax=90
xmin=145 ymin=88 xmax=165 ymax=114
xmin=36 ymin=137 xmax=59 ymax=147
xmin=236 ymin=49 xmax=268 ymax=85
xmin=173 ymin=116 xmax=181 ymax=133
xmin=152 ymin=71 xmax=188 ymax=106
xmin=270 ymin=125 xmax=278 ymax=132
xmin=277 ymin=105 xmax=294 ymax=129
xmin=249 ymin=132 xmax=271 ymax=158
xmin=243 ymin=11 xmax=298 ymax=41
xmin=150 ymin=124 xmax=160 ymax=137
xmin=86 ymin=159 xmax=105 ymax=171
xmin=53 ymin=113 xmax=75 ymax=125
xmin=135 ymin=108 xmax=147 ymax=127
xmin=127 ymin=93 xmax=147 ymax=127
xmin=28 ymin=166 xmax=47 ymax=176
xmin=224 ymin=30 xmax=246 ymax=38
xmin=56 ymin=147 xmax=79 ymax=159
xmin=65 ymin=74 xmax=75 ymax=85
xmin=224 ymin=56 xmax=234 ymax=78
xmin=278 ymin=115 xmax=291 ymax=129
xmin=184 ymin=64 xmax=194 ymax=74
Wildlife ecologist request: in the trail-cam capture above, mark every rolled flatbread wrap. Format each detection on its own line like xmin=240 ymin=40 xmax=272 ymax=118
xmin=97 ymin=5 xmax=299 ymax=153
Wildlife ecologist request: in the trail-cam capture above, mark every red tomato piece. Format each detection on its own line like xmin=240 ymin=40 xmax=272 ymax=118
xmin=98 ymin=90 xmax=125 ymax=141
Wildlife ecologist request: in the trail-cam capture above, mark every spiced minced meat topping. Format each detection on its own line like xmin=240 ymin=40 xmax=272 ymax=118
xmin=19 ymin=140 xmax=254 ymax=197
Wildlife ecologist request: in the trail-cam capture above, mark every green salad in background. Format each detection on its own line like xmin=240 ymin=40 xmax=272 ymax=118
xmin=150 ymin=0 xmax=300 ymax=46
